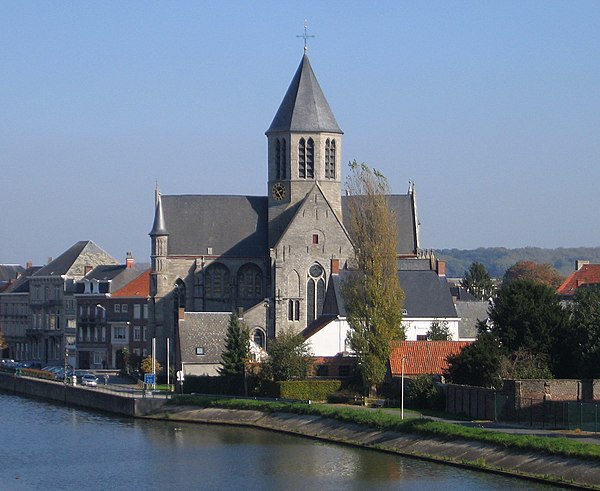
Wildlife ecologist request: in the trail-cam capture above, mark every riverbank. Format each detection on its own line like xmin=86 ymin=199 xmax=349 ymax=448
xmin=3 ymin=371 xmax=600 ymax=488
xmin=146 ymin=404 xmax=600 ymax=489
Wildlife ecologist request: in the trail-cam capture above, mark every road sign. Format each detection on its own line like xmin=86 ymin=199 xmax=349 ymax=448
xmin=144 ymin=374 xmax=156 ymax=385
xmin=176 ymin=370 xmax=184 ymax=382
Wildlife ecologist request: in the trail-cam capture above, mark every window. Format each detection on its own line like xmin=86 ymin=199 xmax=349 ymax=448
xmin=237 ymin=264 xmax=263 ymax=300
xmin=252 ymin=329 xmax=266 ymax=348
xmin=78 ymin=327 xmax=83 ymax=341
xmin=306 ymin=138 xmax=314 ymax=178
xmin=121 ymin=304 xmax=128 ymax=313
xmin=134 ymin=326 xmax=141 ymax=341
xmin=316 ymin=365 xmax=329 ymax=377
xmin=306 ymin=263 xmax=325 ymax=324
xmin=195 ymin=347 xmax=205 ymax=356
xmin=101 ymin=326 xmax=106 ymax=342
xmin=298 ymin=138 xmax=306 ymax=178
xmin=325 ymin=139 xmax=336 ymax=179
xmin=134 ymin=348 xmax=141 ymax=356
xmin=113 ymin=326 xmax=126 ymax=340
xmin=416 ymin=335 xmax=427 ymax=341
xmin=134 ymin=304 xmax=141 ymax=319
xmin=288 ymin=299 xmax=300 ymax=321
xmin=114 ymin=304 xmax=121 ymax=313
xmin=312 ymin=234 xmax=319 ymax=245
xmin=94 ymin=327 xmax=98 ymax=342
xmin=204 ymin=263 xmax=230 ymax=300
xmin=143 ymin=349 xmax=148 ymax=357
xmin=275 ymin=138 xmax=286 ymax=179
xmin=143 ymin=327 xmax=147 ymax=342
xmin=86 ymin=327 xmax=91 ymax=342
xmin=143 ymin=304 xmax=148 ymax=319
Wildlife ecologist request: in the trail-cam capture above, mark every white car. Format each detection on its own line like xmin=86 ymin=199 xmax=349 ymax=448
xmin=81 ymin=374 xmax=98 ymax=387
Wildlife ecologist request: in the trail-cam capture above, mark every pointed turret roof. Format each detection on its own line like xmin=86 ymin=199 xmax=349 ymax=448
xmin=267 ymin=54 xmax=342 ymax=134
xmin=149 ymin=192 xmax=168 ymax=236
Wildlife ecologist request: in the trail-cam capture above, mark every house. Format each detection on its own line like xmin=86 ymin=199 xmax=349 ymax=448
xmin=557 ymin=261 xmax=600 ymax=298
xmin=388 ymin=340 xmax=472 ymax=383
xmin=75 ymin=253 xmax=149 ymax=369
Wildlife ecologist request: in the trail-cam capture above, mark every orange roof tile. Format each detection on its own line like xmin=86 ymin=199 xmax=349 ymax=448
xmin=389 ymin=341 xmax=472 ymax=376
xmin=557 ymin=264 xmax=600 ymax=296
xmin=112 ymin=269 xmax=151 ymax=297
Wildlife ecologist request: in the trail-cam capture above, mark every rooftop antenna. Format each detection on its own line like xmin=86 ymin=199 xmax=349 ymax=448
xmin=297 ymin=19 xmax=315 ymax=53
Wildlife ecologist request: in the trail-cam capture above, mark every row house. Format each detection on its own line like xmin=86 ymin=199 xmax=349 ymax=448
xmin=75 ymin=254 xmax=150 ymax=369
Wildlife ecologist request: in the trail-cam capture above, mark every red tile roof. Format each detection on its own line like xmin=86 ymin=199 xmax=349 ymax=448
xmin=112 ymin=269 xmax=151 ymax=297
xmin=389 ymin=341 xmax=472 ymax=376
xmin=557 ymin=264 xmax=600 ymax=296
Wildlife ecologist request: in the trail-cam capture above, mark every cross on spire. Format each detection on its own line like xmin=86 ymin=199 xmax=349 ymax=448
xmin=297 ymin=19 xmax=315 ymax=53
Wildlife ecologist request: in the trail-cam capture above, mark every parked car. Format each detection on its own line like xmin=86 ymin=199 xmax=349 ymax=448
xmin=81 ymin=374 xmax=98 ymax=387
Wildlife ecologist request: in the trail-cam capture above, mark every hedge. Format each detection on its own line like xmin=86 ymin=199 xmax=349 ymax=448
xmin=278 ymin=380 xmax=342 ymax=401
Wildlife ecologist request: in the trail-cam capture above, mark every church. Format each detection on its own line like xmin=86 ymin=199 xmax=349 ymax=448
xmin=149 ymin=52 xmax=435 ymax=373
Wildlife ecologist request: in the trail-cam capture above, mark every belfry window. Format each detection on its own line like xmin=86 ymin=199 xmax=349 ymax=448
xmin=306 ymin=138 xmax=314 ymax=178
xmin=237 ymin=264 xmax=263 ymax=300
xmin=306 ymin=263 xmax=325 ymax=324
xmin=325 ymin=139 xmax=336 ymax=179
xmin=275 ymin=138 xmax=287 ymax=179
xmin=298 ymin=138 xmax=306 ymax=178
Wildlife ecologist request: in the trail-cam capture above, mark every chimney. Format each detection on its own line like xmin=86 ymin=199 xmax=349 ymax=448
xmin=331 ymin=258 xmax=340 ymax=275
xmin=437 ymin=259 xmax=446 ymax=277
xmin=178 ymin=308 xmax=185 ymax=320
xmin=26 ymin=261 xmax=33 ymax=269
xmin=576 ymin=260 xmax=590 ymax=271
xmin=126 ymin=252 xmax=134 ymax=269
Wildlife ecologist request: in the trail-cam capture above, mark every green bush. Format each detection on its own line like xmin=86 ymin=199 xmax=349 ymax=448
xmin=183 ymin=375 xmax=245 ymax=395
xmin=407 ymin=375 xmax=444 ymax=410
xmin=259 ymin=379 xmax=342 ymax=401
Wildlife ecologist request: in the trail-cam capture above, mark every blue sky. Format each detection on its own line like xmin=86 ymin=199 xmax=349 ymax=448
xmin=2 ymin=2 xmax=599 ymax=266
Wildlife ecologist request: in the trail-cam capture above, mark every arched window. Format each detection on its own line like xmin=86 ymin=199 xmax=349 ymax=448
xmin=325 ymin=139 xmax=336 ymax=179
xmin=280 ymin=138 xmax=287 ymax=179
xmin=204 ymin=263 xmax=230 ymax=301
xmin=237 ymin=264 xmax=263 ymax=300
xmin=288 ymin=299 xmax=300 ymax=321
xmin=252 ymin=328 xmax=266 ymax=349
xmin=298 ymin=138 xmax=306 ymax=178
xmin=174 ymin=279 xmax=186 ymax=310
xmin=275 ymin=139 xmax=281 ymax=179
xmin=306 ymin=263 xmax=326 ymax=324
xmin=306 ymin=138 xmax=314 ymax=179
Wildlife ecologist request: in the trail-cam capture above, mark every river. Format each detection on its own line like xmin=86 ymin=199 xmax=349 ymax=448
xmin=0 ymin=392 xmax=564 ymax=490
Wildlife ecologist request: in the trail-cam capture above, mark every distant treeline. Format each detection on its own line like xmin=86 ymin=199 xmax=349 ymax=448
xmin=436 ymin=247 xmax=600 ymax=279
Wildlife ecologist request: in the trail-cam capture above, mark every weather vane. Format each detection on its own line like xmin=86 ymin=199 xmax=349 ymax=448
xmin=297 ymin=19 xmax=315 ymax=53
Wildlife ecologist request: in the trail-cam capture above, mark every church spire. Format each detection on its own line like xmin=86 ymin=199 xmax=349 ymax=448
xmin=266 ymin=54 xmax=342 ymax=135
xmin=149 ymin=189 xmax=168 ymax=236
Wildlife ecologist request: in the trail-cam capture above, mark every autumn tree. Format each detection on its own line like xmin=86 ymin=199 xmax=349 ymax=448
xmin=341 ymin=161 xmax=404 ymax=395
xmin=427 ymin=319 xmax=452 ymax=341
xmin=503 ymin=261 xmax=564 ymax=289
xmin=264 ymin=331 xmax=313 ymax=382
xmin=461 ymin=262 xmax=494 ymax=300
xmin=141 ymin=356 xmax=162 ymax=374
xmin=219 ymin=314 xmax=250 ymax=376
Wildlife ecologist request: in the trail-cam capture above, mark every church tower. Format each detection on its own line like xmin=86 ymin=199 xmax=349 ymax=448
xmin=266 ymin=54 xmax=344 ymax=245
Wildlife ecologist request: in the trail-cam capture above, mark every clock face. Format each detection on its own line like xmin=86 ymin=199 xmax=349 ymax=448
xmin=272 ymin=183 xmax=286 ymax=201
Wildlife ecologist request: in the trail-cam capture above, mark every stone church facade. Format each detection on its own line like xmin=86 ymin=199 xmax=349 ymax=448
xmin=149 ymin=53 xmax=419 ymax=362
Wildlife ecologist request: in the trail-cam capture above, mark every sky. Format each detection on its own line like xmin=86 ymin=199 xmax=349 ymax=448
xmin=2 ymin=1 xmax=600 ymax=266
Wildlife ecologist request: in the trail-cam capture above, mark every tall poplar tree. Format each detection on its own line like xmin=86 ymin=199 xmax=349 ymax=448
xmin=341 ymin=161 xmax=404 ymax=395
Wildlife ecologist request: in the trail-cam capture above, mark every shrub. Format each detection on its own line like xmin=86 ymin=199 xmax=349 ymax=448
xmin=407 ymin=375 xmax=444 ymax=410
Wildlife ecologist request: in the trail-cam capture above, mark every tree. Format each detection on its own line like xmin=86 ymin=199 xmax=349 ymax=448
xmin=0 ymin=331 xmax=6 ymax=351
xmin=503 ymin=261 xmax=564 ymax=289
xmin=499 ymin=348 xmax=554 ymax=380
xmin=488 ymin=279 xmax=569 ymax=358
xmin=341 ymin=161 xmax=405 ymax=394
xmin=219 ymin=314 xmax=250 ymax=376
xmin=446 ymin=332 xmax=503 ymax=388
xmin=264 ymin=331 xmax=313 ymax=382
xmin=461 ymin=262 xmax=494 ymax=300
xmin=557 ymin=285 xmax=600 ymax=378
xmin=140 ymin=356 xmax=162 ymax=374
xmin=427 ymin=319 xmax=452 ymax=341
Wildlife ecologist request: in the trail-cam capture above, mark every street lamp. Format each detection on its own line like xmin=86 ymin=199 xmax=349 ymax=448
xmin=401 ymin=355 xmax=407 ymax=420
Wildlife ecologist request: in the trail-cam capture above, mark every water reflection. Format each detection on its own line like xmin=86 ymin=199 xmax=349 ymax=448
xmin=1 ymin=392 xmax=564 ymax=490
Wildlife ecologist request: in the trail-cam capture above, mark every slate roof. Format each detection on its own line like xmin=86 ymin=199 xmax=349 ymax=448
xmin=0 ymin=267 xmax=42 ymax=294
xmin=267 ymin=54 xmax=342 ymax=135
xmin=150 ymin=193 xmax=168 ymax=236
xmin=112 ymin=269 xmax=151 ymax=297
xmin=34 ymin=241 xmax=118 ymax=277
xmin=178 ymin=312 xmax=231 ymax=365
xmin=342 ymin=194 xmax=417 ymax=256
xmin=454 ymin=301 xmax=489 ymax=340
xmin=160 ymin=195 xmax=268 ymax=257
xmin=389 ymin=341 xmax=472 ymax=376
xmin=0 ymin=265 xmax=24 ymax=284
xmin=398 ymin=270 xmax=457 ymax=318
xmin=557 ymin=264 xmax=600 ymax=296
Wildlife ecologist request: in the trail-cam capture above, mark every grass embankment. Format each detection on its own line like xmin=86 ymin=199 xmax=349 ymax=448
xmin=170 ymin=395 xmax=600 ymax=461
